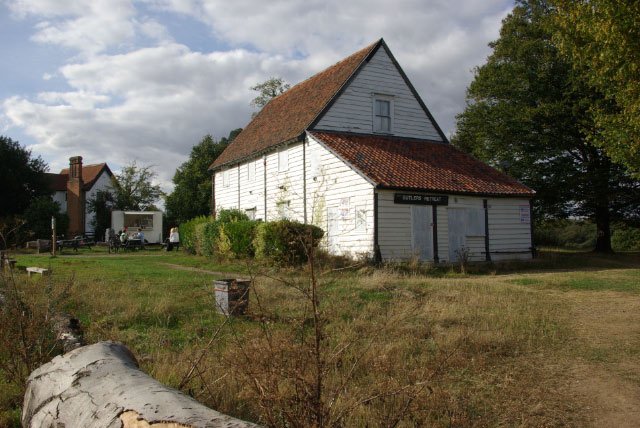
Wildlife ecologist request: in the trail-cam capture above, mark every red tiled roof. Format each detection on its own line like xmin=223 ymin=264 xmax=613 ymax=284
xmin=46 ymin=173 xmax=68 ymax=192
xmin=312 ymin=132 xmax=534 ymax=196
xmin=59 ymin=163 xmax=112 ymax=190
xmin=211 ymin=40 xmax=381 ymax=169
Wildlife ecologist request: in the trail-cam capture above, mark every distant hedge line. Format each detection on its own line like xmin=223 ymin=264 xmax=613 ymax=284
xmin=179 ymin=209 xmax=324 ymax=265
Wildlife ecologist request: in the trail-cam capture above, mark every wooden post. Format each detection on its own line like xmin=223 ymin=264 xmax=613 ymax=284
xmin=51 ymin=217 xmax=56 ymax=257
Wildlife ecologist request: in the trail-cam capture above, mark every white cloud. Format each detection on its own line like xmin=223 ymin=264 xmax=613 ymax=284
xmin=2 ymin=0 xmax=514 ymax=192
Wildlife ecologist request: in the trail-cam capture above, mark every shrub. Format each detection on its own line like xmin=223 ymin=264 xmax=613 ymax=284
xmin=534 ymin=219 xmax=596 ymax=249
xmin=218 ymin=220 xmax=260 ymax=259
xmin=612 ymin=226 xmax=640 ymax=251
xmin=179 ymin=215 xmax=210 ymax=253
xmin=216 ymin=208 xmax=249 ymax=224
xmin=254 ymin=220 xmax=324 ymax=265
xmin=200 ymin=220 xmax=221 ymax=257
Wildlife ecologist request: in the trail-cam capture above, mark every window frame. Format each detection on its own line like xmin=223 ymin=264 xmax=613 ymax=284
xmin=222 ymin=168 xmax=230 ymax=187
xmin=372 ymin=94 xmax=394 ymax=134
xmin=278 ymin=145 xmax=288 ymax=172
xmin=247 ymin=159 xmax=256 ymax=182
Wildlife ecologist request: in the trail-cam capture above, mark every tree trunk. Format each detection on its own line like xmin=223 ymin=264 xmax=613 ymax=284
xmin=594 ymin=192 xmax=613 ymax=253
xmin=22 ymin=341 xmax=262 ymax=428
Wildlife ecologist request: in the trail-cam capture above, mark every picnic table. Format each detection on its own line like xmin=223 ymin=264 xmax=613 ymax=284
xmin=57 ymin=238 xmax=93 ymax=252
xmin=123 ymin=239 xmax=144 ymax=251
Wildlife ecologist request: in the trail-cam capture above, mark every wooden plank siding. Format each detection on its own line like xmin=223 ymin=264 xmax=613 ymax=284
xmin=487 ymin=198 xmax=533 ymax=261
xmin=313 ymin=48 xmax=443 ymax=140
xmin=306 ymin=134 xmax=375 ymax=257
xmin=215 ymin=135 xmax=376 ymax=258
xmin=376 ymin=191 xmax=532 ymax=263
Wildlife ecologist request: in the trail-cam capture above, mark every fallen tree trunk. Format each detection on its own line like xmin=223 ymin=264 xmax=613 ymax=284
xmin=22 ymin=341 xmax=261 ymax=428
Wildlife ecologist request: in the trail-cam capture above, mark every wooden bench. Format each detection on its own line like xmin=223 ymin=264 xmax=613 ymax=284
xmin=161 ymin=241 xmax=181 ymax=251
xmin=26 ymin=267 xmax=51 ymax=277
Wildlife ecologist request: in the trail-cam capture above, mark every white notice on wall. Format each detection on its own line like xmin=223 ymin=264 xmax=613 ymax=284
xmin=519 ymin=205 xmax=531 ymax=223
xmin=340 ymin=197 xmax=350 ymax=218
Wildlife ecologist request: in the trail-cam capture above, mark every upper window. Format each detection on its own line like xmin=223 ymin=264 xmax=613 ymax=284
xmin=222 ymin=169 xmax=230 ymax=187
xmin=278 ymin=145 xmax=288 ymax=172
xmin=247 ymin=159 xmax=256 ymax=182
xmin=373 ymin=96 xmax=393 ymax=133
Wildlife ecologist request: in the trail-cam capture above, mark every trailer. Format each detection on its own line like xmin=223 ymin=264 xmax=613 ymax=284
xmin=111 ymin=211 xmax=163 ymax=244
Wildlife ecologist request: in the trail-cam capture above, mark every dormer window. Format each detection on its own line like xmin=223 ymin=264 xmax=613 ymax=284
xmin=373 ymin=95 xmax=393 ymax=133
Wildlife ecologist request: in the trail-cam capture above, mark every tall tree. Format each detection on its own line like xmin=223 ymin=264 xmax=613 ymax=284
xmin=250 ymin=77 xmax=290 ymax=110
xmin=165 ymin=129 xmax=241 ymax=224
xmin=0 ymin=136 xmax=51 ymax=217
xmin=453 ymin=0 xmax=640 ymax=253
xmin=552 ymin=0 xmax=640 ymax=177
xmin=109 ymin=161 xmax=164 ymax=211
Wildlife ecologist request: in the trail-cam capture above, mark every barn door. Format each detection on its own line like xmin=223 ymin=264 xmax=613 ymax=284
xmin=327 ymin=207 xmax=340 ymax=254
xmin=411 ymin=206 xmax=433 ymax=261
xmin=448 ymin=208 xmax=466 ymax=262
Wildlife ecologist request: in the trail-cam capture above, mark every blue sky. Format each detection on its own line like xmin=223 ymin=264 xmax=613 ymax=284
xmin=1 ymin=0 xmax=514 ymax=191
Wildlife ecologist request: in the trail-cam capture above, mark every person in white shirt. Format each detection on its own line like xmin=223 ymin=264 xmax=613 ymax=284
xmin=167 ymin=227 xmax=180 ymax=251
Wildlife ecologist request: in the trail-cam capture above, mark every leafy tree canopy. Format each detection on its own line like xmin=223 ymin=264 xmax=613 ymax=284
xmin=452 ymin=0 xmax=640 ymax=253
xmin=165 ymin=129 xmax=241 ymax=225
xmin=109 ymin=161 xmax=164 ymax=211
xmin=250 ymin=77 xmax=291 ymax=110
xmin=0 ymin=136 xmax=51 ymax=217
xmin=552 ymin=0 xmax=640 ymax=177
xmin=23 ymin=197 xmax=69 ymax=241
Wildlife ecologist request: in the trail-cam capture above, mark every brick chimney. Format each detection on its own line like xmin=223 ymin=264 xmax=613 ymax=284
xmin=66 ymin=156 xmax=85 ymax=237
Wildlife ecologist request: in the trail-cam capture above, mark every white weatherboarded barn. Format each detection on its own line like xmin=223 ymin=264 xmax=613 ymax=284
xmin=210 ymin=39 xmax=535 ymax=263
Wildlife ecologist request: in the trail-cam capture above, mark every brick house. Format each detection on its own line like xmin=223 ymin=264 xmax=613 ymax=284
xmin=46 ymin=156 xmax=114 ymax=237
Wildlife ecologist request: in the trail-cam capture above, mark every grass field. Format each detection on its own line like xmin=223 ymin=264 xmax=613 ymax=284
xmin=1 ymin=247 xmax=639 ymax=427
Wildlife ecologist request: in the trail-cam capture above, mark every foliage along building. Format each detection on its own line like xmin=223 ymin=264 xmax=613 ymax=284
xmin=209 ymin=39 xmax=535 ymax=262
xmin=46 ymin=156 xmax=114 ymax=238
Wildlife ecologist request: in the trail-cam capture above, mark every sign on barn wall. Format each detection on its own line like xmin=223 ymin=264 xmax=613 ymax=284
xmin=394 ymin=193 xmax=448 ymax=205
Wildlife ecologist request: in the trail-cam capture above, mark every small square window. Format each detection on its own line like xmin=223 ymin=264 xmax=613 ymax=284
xmin=245 ymin=207 xmax=256 ymax=220
xmin=277 ymin=201 xmax=290 ymax=219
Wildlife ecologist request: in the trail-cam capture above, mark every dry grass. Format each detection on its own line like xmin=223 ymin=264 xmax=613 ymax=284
xmin=2 ymin=249 xmax=639 ymax=427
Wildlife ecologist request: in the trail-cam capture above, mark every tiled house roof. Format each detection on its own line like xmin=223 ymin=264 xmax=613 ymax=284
xmin=211 ymin=40 xmax=381 ymax=169
xmin=312 ymin=132 xmax=534 ymax=197
xmin=46 ymin=173 xmax=69 ymax=192
xmin=59 ymin=163 xmax=112 ymax=190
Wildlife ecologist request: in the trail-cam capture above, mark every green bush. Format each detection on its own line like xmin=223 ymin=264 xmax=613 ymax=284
xmin=219 ymin=220 xmax=260 ymax=258
xmin=216 ymin=208 xmax=249 ymax=224
xmin=254 ymin=220 xmax=324 ymax=265
xmin=612 ymin=226 xmax=640 ymax=251
xmin=179 ymin=215 xmax=210 ymax=253
xmin=534 ymin=220 xmax=596 ymax=249
xmin=180 ymin=210 xmax=258 ymax=259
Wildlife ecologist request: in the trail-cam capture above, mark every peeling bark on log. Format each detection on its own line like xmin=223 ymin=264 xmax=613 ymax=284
xmin=22 ymin=341 xmax=262 ymax=428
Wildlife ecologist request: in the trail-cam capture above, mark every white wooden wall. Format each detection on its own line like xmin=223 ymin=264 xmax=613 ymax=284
xmin=376 ymin=190 xmax=532 ymax=263
xmin=487 ymin=198 xmax=533 ymax=261
xmin=213 ymin=135 xmax=376 ymax=258
xmin=313 ymin=48 xmax=442 ymax=141
xmin=84 ymin=171 xmax=112 ymax=234
xmin=306 ymin=134 xmax=375 ymax=257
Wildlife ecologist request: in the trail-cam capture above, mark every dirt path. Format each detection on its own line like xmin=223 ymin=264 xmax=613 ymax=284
xmin=160 ymin=263 xmax=250 ymax=278
xmin=562 ymin=291 xmax=640 ymax=427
